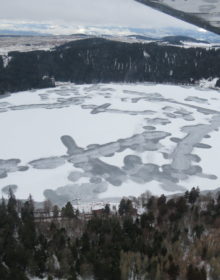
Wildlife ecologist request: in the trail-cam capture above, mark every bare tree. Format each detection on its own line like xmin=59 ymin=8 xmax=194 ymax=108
xmin=43 ymin=199 xmax=53 ymax=217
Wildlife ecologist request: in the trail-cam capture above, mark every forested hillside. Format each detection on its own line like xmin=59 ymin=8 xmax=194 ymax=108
xmin=0 ymin=38 xmax=220 ymax=94
xmin=1 ymin=188 xmax=220 ymax=279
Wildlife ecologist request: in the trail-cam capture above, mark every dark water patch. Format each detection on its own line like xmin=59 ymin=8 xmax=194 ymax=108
xmin=44 ymin=181 xmax=108 ymax=206
xmin=29 ymin=157 xmax=66 ymax=169
xmin=0 ymin=170 xmax=7 ymax=178
xmin=143 ymin=126 xmax=156 ymax=131
xmin=186 ymin=154 xmax=201 ymax=163
xmin=170 ymin=100 xmax=220 ymax=115
xmin=2 ymin=184 xmax=18 ymax=194
xmin=67 ymin=131 xmax=171 ymax=165
xmin=86 ymin=104 xmax=156 ymax=116
xmin=165 ymin=108 xmax=194 ymax=121
xmin=0 ymin=158 xmax=28 ymax=178
xmin=193 ymin=143 xmax=212 ymax=149
xmin=18 ymin=166 xmax=29 ymax=172
xmin=89 ymin=159 xmax=126 ymax=186
xmin=185 ymin=96 xmax=208 ymax=104
xmin=39 ymin=94 xmax=49 ymax=100
xmin=90 ymin=177 xmax=102 ymax=184
xmin=204 ymin=134 xmax=211 ymax=138
xmin=91 ymin=103 xmax=111 ymax=114
xmin=68 ymin=171 xmax=83 ymax=182
xmin=146 ymin=118 xmax=171 ymax=125
xmin=162 ymin=153 xmax=170 ymax=160
xmin=162 ymin=106 xmax=175 ymax=112
xmin=130 ymin=164 xmax=160 ymax=183
xmin=124 ymin=155 xmax=143 ymax=170
xmin=170 ymin=137 xmax=181 ymax=143
xmin=61 ymin=135 xmax=83 ymax=156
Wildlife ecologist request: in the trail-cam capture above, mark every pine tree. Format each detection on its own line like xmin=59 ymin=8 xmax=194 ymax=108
xmin=104 ymin=204 xmax=110 ymax=215
xmin=61 ymin=202 xmax=75 ymax=218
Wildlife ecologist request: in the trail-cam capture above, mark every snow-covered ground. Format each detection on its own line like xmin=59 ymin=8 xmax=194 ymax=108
xmin=0 ymin=35 xmax=89 ymax=55
xmin=1 ymin=82 xmax=220 ymax=205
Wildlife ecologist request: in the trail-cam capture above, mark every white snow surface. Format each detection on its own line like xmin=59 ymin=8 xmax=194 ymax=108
xmin=1 ymin=82 xmax=220 ymax=203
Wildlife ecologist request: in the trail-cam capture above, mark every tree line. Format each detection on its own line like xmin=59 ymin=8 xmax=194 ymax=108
xmin=1 ymin=38 xmax=220 ymax=94
xmin=1 ymin=187 xmax=220 ymax=279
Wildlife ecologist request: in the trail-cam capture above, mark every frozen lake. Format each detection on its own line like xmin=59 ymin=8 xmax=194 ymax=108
xmin=1 ymin=82 xmax=220 ymax=204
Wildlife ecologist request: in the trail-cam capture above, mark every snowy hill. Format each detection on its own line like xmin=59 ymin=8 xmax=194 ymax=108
xmin=0 ymin=37 xmax=220 ymax=94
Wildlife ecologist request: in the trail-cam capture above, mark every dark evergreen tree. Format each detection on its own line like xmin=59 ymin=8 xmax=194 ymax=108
xmin=167 ymin=262 xmax=180 ymax=280
xmin=188 ymin=187 xmax=200 ymax=204
xmin=186 ymin=265 xmax=207 ymax=280
xmin=104 ymin=204 xmax=110 ymax=215
xmin=61 ymin=202 xmax=75 ymax=218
